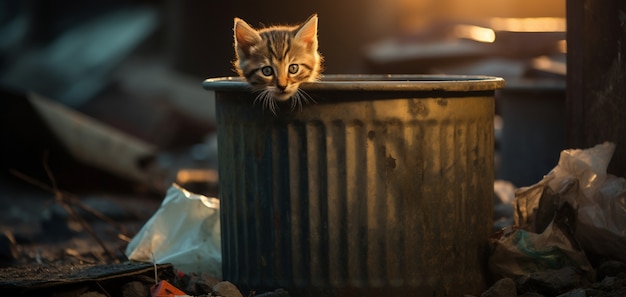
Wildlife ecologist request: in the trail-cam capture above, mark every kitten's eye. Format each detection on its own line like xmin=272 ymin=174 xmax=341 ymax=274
xmin=261 ymin=66 xmax=273 ymax=76
xmin=288 ymin=64 xmax=299 ymax=74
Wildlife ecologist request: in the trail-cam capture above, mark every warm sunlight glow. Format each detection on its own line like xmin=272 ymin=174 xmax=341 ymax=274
xmin=176 ymin=169 xmax=218 ymax=184
xmin=532 ymin=56 xmax=566 ymax=75
xmin=454 ymin=25 xmax=496 ymax=43
xmin=490 ymin=17 xmax=566 ymax=32
xmin=558 ymin=40 xmax=567 ymax=53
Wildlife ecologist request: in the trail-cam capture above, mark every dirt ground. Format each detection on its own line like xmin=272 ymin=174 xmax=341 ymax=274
xmin=0 ymin=149 xmax=221 ymax=296
xmin=0 ymin=70 xmax=220 ymax=295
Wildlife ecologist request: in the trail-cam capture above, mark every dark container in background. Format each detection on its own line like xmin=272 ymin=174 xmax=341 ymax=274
xmin=203 ymin=75 xmax=505 ymax=297
xmin=495 ymin=79 xmax=566 ymax=187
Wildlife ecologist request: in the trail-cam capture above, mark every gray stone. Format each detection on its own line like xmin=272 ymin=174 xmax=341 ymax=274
xmin=598 ymin=276 xmax=616 ymax=291
xmin=555 ymin=288 xmax=586 ymax=297
xmin=79 ymin=292 xmax=108 ymax=297
xmin=598 ymin=261 xmax=626 ymax=279
xmin=583 ymin=288 xmax=604 ymax=296
xmin=516 ymin=266 xmax=583 ymax=296
xmin=255 ymin=288 xmax=290 ymax=297
xmin=122 ymin=281 xmax=149 ymax=297
xmin=481 ymin=278 xmax=517 ymax=297
xmin=212 ymin=281 xmax=244 ymax=297
xmin=184 ymin=272 xmax=219 ymax=294
xmin=518 ymin=293 xmax=545 ymax=297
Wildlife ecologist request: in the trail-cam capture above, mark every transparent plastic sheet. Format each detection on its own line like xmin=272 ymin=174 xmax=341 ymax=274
xmin=125 ymin=183 xmax=221 ymax=278
xmin=490 ymin=142 xmax=626 ymax=278
xmin=489 ymin=204 xmax=593 ymax=278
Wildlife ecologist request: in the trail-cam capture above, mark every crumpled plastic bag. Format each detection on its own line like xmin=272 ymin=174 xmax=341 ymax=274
xmin=515 ymin=142 xmax=626 ymax=262
xmin=489 ymin=142 xmax=626 ymax=278
xmin=125 ymin=183 xmax=221 ymax=278
xmin=489 ymin=204 xmax=593 ymax=278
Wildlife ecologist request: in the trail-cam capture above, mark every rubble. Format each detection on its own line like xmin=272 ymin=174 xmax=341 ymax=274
xmin=515 ymin=266 xmax=587 ymax=296
xmin=480 ymin=277 xmax=516 ymax=297
xmin=212 ymin=281 xmax=244 ymax=297
xmin=2 ymin=141 xmax=625 ymax=297
xmin=475 ymin=269 xmax=626 ymax=297
xmin=477 ymin=142 xmax=626 ymax=297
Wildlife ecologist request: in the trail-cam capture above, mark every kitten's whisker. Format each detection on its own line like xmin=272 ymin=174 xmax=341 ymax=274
xmin=299 ymin=89 xmax=316 ymax=105
xmin=268 ymin=96 xmax=278 ymax=115
xmin=252 ymin=89 xmax=267 ymax=106
xmin=289 ymin=89 xmax=315 ymax=112
xmin=262 ymin=94 xmax=270 ymax=110
xmin=290 ymin=93 xmax=300 ymax=111
xmin=253 ymin=90 xmax=278 ymax=115
xmin=262 ymin=91 xmax=278 ymax=115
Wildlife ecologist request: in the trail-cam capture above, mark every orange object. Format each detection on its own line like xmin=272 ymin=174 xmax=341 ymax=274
xmin=150 ymin=280 xmax=188 ymax=297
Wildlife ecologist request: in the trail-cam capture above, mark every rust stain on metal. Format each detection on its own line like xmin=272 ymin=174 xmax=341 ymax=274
xmin=386 ymin=155 xmax=397 ymax=171
xmin=408 ymin=99 xmax=429 ymax=117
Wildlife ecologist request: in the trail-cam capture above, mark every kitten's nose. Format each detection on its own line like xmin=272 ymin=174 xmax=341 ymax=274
xmin=277 ymin=84 xmax=287 ymax=91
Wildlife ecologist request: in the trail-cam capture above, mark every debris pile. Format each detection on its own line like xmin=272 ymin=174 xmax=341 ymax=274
xmin=0 ymin=88 xmax=623 ymax=297
xmin=476 ymin=142 xmax=626 ymax=297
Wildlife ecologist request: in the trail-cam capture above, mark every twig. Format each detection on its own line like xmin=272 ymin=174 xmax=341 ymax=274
xmin=40 ymin=151 xmax=117 ymax=261
xmin=91 ymin=248 xmax=107 ymax=264
xmin=65 ymin=248 xmax=96 ymax=264
xmin=69 ymin=194 xmax=130 ymax=237
xmin=9 ymin=151 xmax=125 ymax=262
xmin=9 ymin=170 xmax=130 ymax=236
xmin=95 ymin=281 xmax=112 ymax=297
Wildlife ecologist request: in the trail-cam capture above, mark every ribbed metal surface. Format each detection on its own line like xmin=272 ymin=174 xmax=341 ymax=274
xmin=208 ymin=75 xmax=502 ymax=297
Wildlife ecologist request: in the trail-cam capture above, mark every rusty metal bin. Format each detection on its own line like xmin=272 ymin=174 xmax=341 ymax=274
xmin=203 ymin=75 xmax=505 ymax=297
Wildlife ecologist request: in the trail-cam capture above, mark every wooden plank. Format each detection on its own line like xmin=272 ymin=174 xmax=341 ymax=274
xmin=567 ymin=0 xmax=626 ymax=177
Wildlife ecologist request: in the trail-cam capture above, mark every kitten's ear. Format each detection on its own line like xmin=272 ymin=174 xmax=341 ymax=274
xmin=295 ymin=14 xmax=318 ymax=49
xmin=234 ymin=18 xmax=261 ymax=57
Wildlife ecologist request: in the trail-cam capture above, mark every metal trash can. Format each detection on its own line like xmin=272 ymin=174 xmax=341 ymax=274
xmin=203 ymin=74 xmax=505 ymax=297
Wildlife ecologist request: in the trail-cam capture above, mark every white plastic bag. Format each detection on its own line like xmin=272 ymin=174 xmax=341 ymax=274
xmin=515 ymin=142 xmax=626 ymax=262
xmin=125 ymin=183 xmax=221 ymax=277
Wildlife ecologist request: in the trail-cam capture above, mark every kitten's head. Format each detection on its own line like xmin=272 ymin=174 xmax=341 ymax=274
xmin=233 ymin=14 xmax=323 ymax=112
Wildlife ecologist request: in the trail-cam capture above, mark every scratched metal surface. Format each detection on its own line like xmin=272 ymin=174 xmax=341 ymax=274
xmin=205 ymin=75 xmax=503 ymax=297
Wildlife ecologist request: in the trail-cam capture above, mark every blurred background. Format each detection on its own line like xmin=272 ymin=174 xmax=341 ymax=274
xmin=0 ymin=0 xmax=567 ymax=194
xmin=20 ymin=0 xmax=626 ymax=275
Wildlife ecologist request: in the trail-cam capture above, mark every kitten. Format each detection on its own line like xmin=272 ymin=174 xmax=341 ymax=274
xmin=233 ymin=14 xmax=323 ymax=114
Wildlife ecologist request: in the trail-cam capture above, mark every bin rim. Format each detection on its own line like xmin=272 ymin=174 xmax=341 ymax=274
xmin=203 ymin=74 xmax=505 ymax=92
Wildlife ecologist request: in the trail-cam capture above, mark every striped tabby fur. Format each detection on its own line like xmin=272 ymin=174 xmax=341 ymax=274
xmin=233 ymin=14 xmax=323 ymax=114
